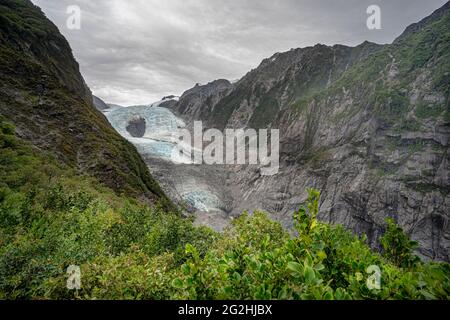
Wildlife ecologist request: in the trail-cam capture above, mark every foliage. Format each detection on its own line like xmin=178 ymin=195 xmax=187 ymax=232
xmin=167 ymin=190 xmax=449 ymax=300
xmin=381 ymin=218 xmax=420 ymax=269
xmin=414 ymin=102 xmax=446 ymax=119
xmin=0 ymin=117 xmax=213 ymax=299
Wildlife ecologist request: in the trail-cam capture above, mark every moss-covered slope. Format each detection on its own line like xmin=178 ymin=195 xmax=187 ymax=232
xmin=0 ymin=0 xmax=173 ymax=208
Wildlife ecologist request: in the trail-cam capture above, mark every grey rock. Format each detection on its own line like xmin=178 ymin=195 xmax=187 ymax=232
xmin=93 ymin=95 xmax=109 ymax=111
xmin=126 ymin=116 xmax=146 ymax=137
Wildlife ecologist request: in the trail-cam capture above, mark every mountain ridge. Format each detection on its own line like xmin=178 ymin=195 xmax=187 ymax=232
xmin=171 ymin=2 xmax=450 ymax=261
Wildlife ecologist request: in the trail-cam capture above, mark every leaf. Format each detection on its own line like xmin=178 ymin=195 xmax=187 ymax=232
xmin=171 ymin=278 xmax=184 ymax=289
xmin=304 ymin=266 xmax=315 ymax=284
xmin=314 ymin=263 xmax=325 ymax=271
xmin=355 ymin=272 xmax=364 ymax=282
xmin=317 ymin=250 xmax=327 ymax=260
xmin=185 ymin=244 xmax=195 ymax=255
xmin=181 ymin=264 xmax=190 ymax=275
xmin=185 ymin=244 xmax=199 ymax=260
xmin=287 ymin=261 xmax=303 ymax=275
xmin=304 ymin=254 xmax=313 ymax=268
xmin=263 ymin=234 xmax=270 ymax=247
xmin=420 ymin=290 xmax=437 ymax=300
xmin=223 ymin=286 xmax=233 ymax=296
xmin=310 ymin=219 xmax=318 ymax=231
xmin=323 ymin=291 xmax=334 ymax=300
xmin=335 ymin=288 xmax=344 ymax=300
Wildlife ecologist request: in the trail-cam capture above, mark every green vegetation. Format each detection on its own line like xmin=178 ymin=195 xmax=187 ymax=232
xmin=295 ymin=147 xmax=331 ymax=169
xmin=1 ymin=118 xmax=449 ymax=300
xmin=248 ymin=94 xmax=280 ymax=129
xmin=381 ymin=218 xmax=420 ymax=269
xmin=209 ymin=85 xmax=250 ymax=130
xmin=0 ymin=0 xmax=54 ymax=37
xmin=0 ymin=117 xmax=213 ymax=299
xmin=372 ymin=88 xmax=409 ymax=121
xmin=291 ymin=96 xmax=311 ymax=114
xmin=408 ymin=140 xmax=426 ymax=154
xmin=397 ymin=118 xmax=422 ymax=132
xmin=414 ymin=102 xmax=446 ymax=119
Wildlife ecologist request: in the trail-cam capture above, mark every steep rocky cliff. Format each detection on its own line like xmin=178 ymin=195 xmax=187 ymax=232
xmin=0 ymin=0 xmax=172 ymax=207
xmin=173 ymin=3 xmax=450 ymax=260
xmin=174 ymin=79 xmax=233 ymax=127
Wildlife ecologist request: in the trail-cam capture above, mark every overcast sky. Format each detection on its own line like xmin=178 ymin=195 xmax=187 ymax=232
xmin=32 ymin=0 xmax=447 ymax=106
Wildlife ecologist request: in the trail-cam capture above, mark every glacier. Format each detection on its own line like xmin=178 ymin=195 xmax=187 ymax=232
xmin=103 ymin=99 xmax=228 ymax=225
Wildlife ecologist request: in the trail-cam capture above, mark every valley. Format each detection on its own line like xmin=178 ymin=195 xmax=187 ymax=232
xmin=0 ymin=0 xmax=449 ymax=300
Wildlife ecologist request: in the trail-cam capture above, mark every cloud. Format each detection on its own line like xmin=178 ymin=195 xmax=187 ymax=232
xmin=32 ymin=0 xmax=447 ymax=106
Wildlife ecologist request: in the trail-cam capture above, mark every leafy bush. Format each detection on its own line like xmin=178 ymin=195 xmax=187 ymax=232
xmin=167 ymin=190 xmax=449 ymax=300
xmin=381 ymin=218 xmax=420 ymax=268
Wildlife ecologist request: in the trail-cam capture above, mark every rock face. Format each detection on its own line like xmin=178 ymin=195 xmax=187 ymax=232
xmin=174 ymin=79 xmax=233 ymax=126
xmin=177 ymin=43 xmax=383 ymax=130
xmin=172 ymin=3 xmax=450 ymax=261
xmin=93 ymin=95 xmax=110 ymax=111
xmin=126 ymin=116 xmax=146 ymax=137
xmin=0 ymin=0 xmax=173 ymax=208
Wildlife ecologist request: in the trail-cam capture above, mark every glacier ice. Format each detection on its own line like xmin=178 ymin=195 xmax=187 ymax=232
xmin=105 ymin=101 xmax=186 ymax=161
xmin=103 ymin=100 xmax=224 ymax=214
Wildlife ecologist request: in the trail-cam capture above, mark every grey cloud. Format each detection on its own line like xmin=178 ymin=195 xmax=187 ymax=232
xmin=32 ymin=0 xmax=447 ymax=106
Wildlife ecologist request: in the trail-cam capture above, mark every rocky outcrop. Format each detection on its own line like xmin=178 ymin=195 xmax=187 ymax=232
xmin=126 ymin=116 xmax=146 ymax=137
xmin=174 ymin=79 xmax=233 ymax=126
xmin=93 ymin=95 xmax=110 ymax=111
xmin=172 ymin=2 xmax=450 ymax=260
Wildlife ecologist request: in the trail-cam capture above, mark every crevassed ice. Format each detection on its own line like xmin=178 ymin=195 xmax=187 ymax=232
xmin=183 ymin=191 xmax=222 ymax=212
xmin=105 ymin=101 xmax=187 ymax=161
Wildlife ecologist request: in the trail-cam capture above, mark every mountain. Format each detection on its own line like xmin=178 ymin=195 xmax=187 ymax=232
xmin=174 ymin=79 xmax=233 ymax=124
xmin=0 ymin=0 xmax=172 ymax=207
xmin=172 ymin=2 xmax=450 ymax=260
xmin=174 ymin=42 xmax=383 ymax=129
xmin=0 ymin=0 xmax=449 ymax=300
xmin=92 ymin=95 xmax=109 ymax=111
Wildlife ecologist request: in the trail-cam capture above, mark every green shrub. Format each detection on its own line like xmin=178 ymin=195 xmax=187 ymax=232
xmin=167 ymin=190 xmax=449 ymax=300
xmin=381 ymin=218 xmax=420 ymax=268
